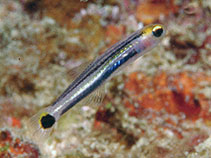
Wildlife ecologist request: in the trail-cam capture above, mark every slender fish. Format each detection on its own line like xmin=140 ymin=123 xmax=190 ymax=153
xmin=27 ymin=24 xmax=166 ymax=140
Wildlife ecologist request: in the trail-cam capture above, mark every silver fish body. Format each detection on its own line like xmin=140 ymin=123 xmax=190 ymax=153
xmin=48 ymin=24 xmax=166 ymax=119
xmin=27 ymin=24 xmax=166 ymax=141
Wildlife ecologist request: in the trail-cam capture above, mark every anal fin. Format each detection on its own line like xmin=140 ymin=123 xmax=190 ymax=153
xmin=80 ymin=84 xmax=105 ymax=108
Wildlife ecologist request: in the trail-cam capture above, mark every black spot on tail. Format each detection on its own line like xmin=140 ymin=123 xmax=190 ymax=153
xmin=40 ymin=114 xmax=55 ymax=129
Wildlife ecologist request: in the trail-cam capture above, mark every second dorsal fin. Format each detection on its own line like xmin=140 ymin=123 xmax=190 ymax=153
xmin=66 ymin=60 xmax=92 ymax=82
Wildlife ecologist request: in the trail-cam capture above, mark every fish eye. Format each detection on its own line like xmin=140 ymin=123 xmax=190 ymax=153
xmin=152 ymin=25 xmax=164 ymax=37
xmin=40 ymin=113 xmax=55 ymax=129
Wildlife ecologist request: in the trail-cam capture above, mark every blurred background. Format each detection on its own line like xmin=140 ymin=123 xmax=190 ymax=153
xmin=0 ymin=0 xmax=210 ymax=157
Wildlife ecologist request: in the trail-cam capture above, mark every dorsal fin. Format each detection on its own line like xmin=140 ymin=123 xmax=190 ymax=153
xmin=66 ymin=60 xmax=92 ymax=82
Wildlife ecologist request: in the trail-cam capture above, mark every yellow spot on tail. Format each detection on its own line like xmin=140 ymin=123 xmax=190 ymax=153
xmin=39 ymin=112 xmax=48 ymax=128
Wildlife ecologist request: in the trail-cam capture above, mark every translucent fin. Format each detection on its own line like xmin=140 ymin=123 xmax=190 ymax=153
xmin=26 ymin=107 xmax=55 ymax=144
xmin=80 ymin=85 xmax=105 ymax=108
xmin=66 ymin=60 xmax=105 ymax=109
xmin=56 ymin=85 xmax=106 ymax=132
xmin=66 ymin=61 xmax=92 ymax=81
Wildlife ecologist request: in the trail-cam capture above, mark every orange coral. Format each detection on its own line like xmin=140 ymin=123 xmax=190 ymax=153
xmin=10 ymin=117 xmax=22 ymax=128
xmin=105 ymin=25 xmax=125 ymax=46
xmin=136 ymin=0 xmax=178 ymax=24
xmin=124 ymin=71 xmax=211 ymax=121
xmin=0 ymin=130 xmax=39 ymax=157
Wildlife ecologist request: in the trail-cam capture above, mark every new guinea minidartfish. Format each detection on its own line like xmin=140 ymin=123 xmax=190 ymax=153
xmin=27 ymin=24 xmax=166 ymax=141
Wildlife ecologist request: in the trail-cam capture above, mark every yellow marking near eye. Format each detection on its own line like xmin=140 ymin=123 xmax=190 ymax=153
xmin=141 ymin=24 xmax=164 ymax=36
xmin=152 ymin=25 xmax=163 ymax=32
xmin=27 ymin=24 xmax=165 ymax=144
xmin=142 ymin=27 xmax=152 ymax=35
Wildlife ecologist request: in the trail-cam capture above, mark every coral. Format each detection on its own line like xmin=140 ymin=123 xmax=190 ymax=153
xmin=0 ymin=129 xmax=40 ymax=157
xmin=136 ymin=0 xmax=179 ymax=24
xmin=0 ymin=0 xmax=210 ymax=157
xmin=124 ymin=71 xmax=211 ymax=120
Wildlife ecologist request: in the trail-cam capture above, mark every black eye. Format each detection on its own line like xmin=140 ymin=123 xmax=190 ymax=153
xmin=152 ymin=27 xmax=163 ymax=37
xmin=40 ymin=114 xmax=55 ymax=129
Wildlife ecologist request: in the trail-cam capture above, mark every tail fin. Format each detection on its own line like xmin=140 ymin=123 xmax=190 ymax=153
xmin=26 ymin=108 xmax=56 ymax=144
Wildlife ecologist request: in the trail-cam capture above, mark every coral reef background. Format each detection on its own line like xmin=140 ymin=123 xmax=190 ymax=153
xmin=0 ymin=0 xmax=210 ymax=157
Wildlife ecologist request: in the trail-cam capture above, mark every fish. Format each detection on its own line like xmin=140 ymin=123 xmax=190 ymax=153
xmin=27 ymin=24 xmax=166 ymax=141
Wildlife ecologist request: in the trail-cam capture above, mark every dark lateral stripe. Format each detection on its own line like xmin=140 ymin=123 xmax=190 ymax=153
xmin=60 ymin=48 xmax=139 ymax=114
xmin=52 ymin=30 xmax=142 ymax=106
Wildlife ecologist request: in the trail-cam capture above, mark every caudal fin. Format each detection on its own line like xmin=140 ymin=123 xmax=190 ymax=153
xmin=26 ymin=108 xmax=56 ymax=144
